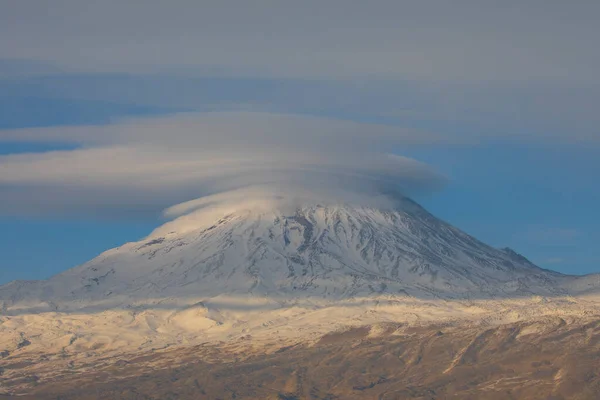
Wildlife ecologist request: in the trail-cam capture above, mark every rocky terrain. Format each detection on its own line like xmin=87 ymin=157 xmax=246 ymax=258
xmin=3 ymin=316 xmax=600 ymax=399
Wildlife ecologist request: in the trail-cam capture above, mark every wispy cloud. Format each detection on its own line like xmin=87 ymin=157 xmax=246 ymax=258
xmin=2 ymin=72 xmax=599 ymax=145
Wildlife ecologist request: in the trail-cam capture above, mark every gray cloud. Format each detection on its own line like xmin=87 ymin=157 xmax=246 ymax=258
xmin=2 ymin=73 xmax=599 ymax=145
xmin=1 ymin=1 xmax=598 ymax=217
xmin=2 ymin=1 xmax=600 ymax=145
xmin=2 ymin=1 xmax=599 ymax=84
xmin=0 ymin=112 xmax=445 ymax=217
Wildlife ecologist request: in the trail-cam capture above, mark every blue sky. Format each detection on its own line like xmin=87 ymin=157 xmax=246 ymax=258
xmin=0 ymin=1 xmax=599 ymax=283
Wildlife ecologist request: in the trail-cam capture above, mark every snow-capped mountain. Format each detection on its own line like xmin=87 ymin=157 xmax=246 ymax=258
xmin=0 ymin=195 xmax=582 ymax=314
xmin=3 ymin=193 xmax=600 ymax=397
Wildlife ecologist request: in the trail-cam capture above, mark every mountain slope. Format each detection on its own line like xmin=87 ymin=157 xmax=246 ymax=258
xmin=0 ymin=197 xmax=571 ymax=313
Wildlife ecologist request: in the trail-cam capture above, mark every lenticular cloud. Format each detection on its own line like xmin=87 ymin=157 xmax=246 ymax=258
xmin=0 ymin=112 xmax=444 ymax=218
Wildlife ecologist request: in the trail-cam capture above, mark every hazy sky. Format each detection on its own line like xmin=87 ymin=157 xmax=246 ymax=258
xmin=0 ymin=1 xmax=599 ymax=283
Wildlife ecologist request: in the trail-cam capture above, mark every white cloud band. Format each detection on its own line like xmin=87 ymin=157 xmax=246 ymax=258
xmin=0 ymin=112 xmax=444 ymax=218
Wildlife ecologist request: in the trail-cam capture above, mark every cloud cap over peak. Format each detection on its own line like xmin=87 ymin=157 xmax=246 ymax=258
xmin=0 ymin=112 xmax=444 ymax=218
